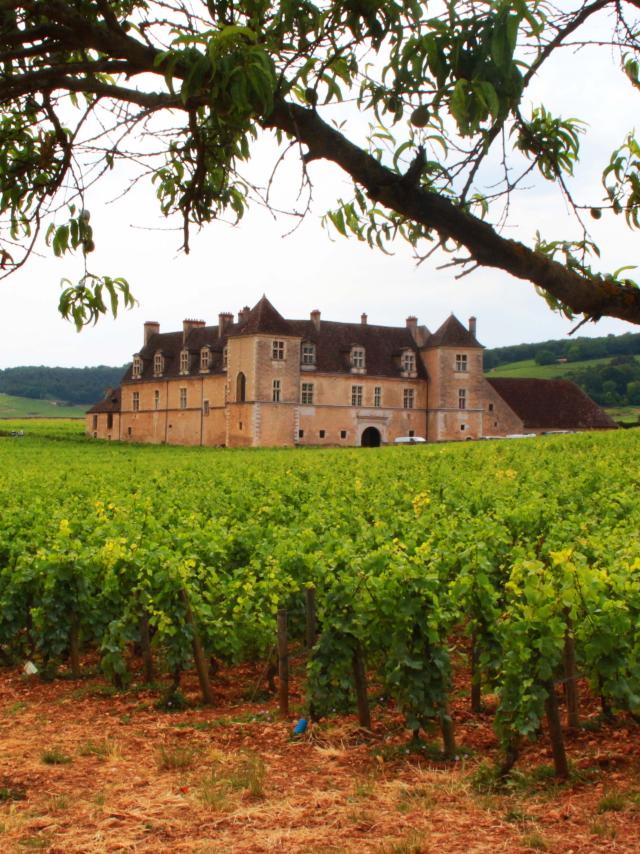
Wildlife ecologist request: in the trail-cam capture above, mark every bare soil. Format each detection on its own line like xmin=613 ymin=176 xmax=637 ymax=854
xmin=1 ymin=657 xmax=639 ymax=853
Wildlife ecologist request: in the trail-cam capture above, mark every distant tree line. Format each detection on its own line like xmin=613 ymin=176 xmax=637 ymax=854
xmin=484 ymin=332 xmax=640 ymax=371
xmin=0 ymin=366 xmax=127 ymax=406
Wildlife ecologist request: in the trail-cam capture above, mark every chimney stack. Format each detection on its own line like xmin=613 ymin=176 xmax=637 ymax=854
xmin=218 ymin=312 xmax=233 ymax=338
xmin=183 ymin=318 xmax=205 ymax=344
xmin=406 ymin=315 xmax=418 ymax=341
xmin=238 ymin=305 xmax=251 ymax=324
xmin=361 ymin=313 xmax=368 ymax=325
xmin=144 ymin=321 xmax=160 ymax=346
xmin=469 ymin=316 xmax=477 ymax=337
xmin=310 ymin=309 xmax=321 ymax=331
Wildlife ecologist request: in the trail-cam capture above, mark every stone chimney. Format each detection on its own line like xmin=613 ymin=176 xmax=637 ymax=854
xmin=183 ymin=318 xmax=205 ymax=344
xmin=144 ymin=321 xmax=159 ymax=346
xmin=361 ymin=313 xmax=368 ymax=325
xmin=238 ymin=305 xmax=250 ymax=324
xmin=406 ymin=315 xmax=418 ymax=340
xmin=469 ymin=316 xmax=477 ymax=337
xmin=310 ymin=309 xmax=321 ymax=331
xmin=218 ymin=312 xmax=233 ymax=337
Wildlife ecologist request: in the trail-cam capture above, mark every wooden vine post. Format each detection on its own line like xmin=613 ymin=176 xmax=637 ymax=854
xmin=544 ymin=680 xmax=569 ymax=779
xmin=139 ymin=613 xmax=155 ymax=684
xmin=277 ymin=608 xmax=289 ymax=717
xmin=69 ymin=615 xmax=81 ymax=679
xmin=563 ymin=613 xmax=580 ymax=728
xmin=351 ymin=641 xmax=372 ymax=730
xmin=180 ymin=588 xmax=214 ymax=706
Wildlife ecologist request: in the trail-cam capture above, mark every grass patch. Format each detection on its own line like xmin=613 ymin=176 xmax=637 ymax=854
xmin=520 ymin=831 xmax=547 ymax=851
xmin=597 ymin=791 xmax=626 ymax=813
xmin=590 ymin=819 xmax=617 ymax=839
xmin=156 ymin=744 xmax=197 ymax=771
xmin=77 ymin=738 xmax=119 ymax=759
xmin=227 ymin=751 xmax=266 ymax=798
xmin=0 ymin=785 xmax=27 ymax=802
xmin=377 ymin=832 xmax=426 ymax=853
xmin=3 ymin=701 xmax=28 ymax=717
xmin=41 ymin=749 xmax=72 ymax=765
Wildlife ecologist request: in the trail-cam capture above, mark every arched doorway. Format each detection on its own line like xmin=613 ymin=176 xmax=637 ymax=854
xmin=236 ymin=372 xmax=246 ymax=402
xmin=361 ymin=426 xmax=381 ymax=447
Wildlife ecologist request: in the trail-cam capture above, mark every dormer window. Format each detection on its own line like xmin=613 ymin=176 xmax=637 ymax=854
xmin=301 ymin=342 xmax=316 ymax=366
xmin=200 ymin=347 xmax=210 ymax=372
xmin=223 ymin=346 xmax=228 ymax=370
xmin=179 ymin=349 xmax=190 ymax=375
xmin=132 ymin=355 xmax=142 ymax=379
xmin=401 ymin=351 xmax=416 ymax=374
xmin=153 ymin=352 xmax=164 ymax=377
xmin=350 ymin=346 xmax=365 ymax=370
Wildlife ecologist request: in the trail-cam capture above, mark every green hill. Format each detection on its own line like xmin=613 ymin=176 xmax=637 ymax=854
xmin=0 ymin=393 xmax=86 ymax=419
xmin=486 ymin=355 xmax=635 ymax=380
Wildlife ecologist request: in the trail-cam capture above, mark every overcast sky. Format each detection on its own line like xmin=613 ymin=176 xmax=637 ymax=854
xmin=1 ymin=10 xmax=638 ymax=370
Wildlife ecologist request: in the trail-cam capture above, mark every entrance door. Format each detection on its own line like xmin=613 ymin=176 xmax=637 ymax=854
xmin=361 ymin=426 xmax=381 ymax=447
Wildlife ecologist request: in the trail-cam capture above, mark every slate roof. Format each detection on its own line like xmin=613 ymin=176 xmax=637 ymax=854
xmin=119 ymin=297 xmax=430 ymax=383
xmin=236 ymin=296 xmax=293 ymax=336
xmin=487 ymin=378 xmax=617 ymax=430
xmin=425 ymin=314 xmax=482 ymax=348
xmin=87 ymin=387 xmax=121 ymax=414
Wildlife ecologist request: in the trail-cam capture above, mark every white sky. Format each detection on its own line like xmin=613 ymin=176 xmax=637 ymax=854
xmin=1 ymin=8 xmax=638 ymax=369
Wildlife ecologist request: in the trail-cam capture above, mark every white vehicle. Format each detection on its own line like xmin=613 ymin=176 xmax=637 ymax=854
xmin=394 ymin=435 xmax=427 ymax=445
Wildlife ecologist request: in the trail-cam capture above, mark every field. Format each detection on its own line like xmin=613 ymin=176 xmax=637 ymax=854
xmin=1 ymin=424 xmax=640 ymax=852
xmin=0 ymin=394 xmax=87 ymax=419
xmin=485 ymin=356 xmax=631 ymax=380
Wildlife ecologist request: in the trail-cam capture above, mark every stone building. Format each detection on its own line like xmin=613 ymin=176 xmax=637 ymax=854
xmin=86 ymin=296 xmax=616 ymax=447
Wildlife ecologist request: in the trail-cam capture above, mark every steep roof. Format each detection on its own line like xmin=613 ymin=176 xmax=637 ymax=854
xmin=426 ymin=314 xmax=482 ymax=348
xmin=487 ymin=378 xmax=617 ymax=430
xmin=87 ymin=387 xmax=121 ymax=414
xmin=288 ymin=319 xmax=427 ymax=378
xmin=235 ymin=295 xmax=293 ymax=336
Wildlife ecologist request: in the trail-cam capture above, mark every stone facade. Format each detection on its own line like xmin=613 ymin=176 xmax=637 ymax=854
xmin=86 ymin=297 xmax=615 ymax=447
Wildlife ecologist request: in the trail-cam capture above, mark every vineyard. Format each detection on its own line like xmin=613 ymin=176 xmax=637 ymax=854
xmin=1 ymin=424 xmax=639 ymax=795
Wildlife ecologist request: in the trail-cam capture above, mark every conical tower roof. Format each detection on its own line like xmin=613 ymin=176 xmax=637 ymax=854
xmin=237 ymin=295 xmax=293 ymax=336
xmin=426 ymin=314 xmax=482 ymax=348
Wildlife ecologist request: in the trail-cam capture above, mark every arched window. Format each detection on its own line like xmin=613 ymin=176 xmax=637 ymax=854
xmin=236 ymin=372 xmax=246 ymax=402
xmin=153 ymin=351 xmax=164 ymax=376
xmin=132 ymin=354 xmax=142 ymax=379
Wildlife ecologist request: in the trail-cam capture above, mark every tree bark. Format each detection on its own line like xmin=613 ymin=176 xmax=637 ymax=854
xmin=563 ymin=616 xmax=580 ymax=729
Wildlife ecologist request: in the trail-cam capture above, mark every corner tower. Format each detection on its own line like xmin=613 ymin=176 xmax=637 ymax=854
xmin=421 ymin=314 xmax=484 ymax=441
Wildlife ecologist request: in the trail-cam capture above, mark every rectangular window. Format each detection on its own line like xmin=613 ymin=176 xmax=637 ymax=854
xmin=223 ymin=347 xmax=228 ymax=370
xmin=107 ymin=413 xmax=113 ymax=430
xmin=351 ymin=385 xmax=363 ymax=407
xmin=132 ymin=391 xmax=139 ymax=412
xmin=408 ymin=429 xmax=415 ymax=437
xmin=458 ymin=388 xmax=467 ymax=410
xmin=200 ymin=349 xmax=210 ymax=371
xmin=403 ymin=388 xmax=415 ymax=409
xmin=340 ymin=430 xmax=347 ymax=439
xmin=132 ymin=356 xmax=142 ymax=379
xmin=301 ymin=382 xmax=314 ymax=405
xmin=351 ymin=348 xmax=365 ymax=369
xmin=298 ymin=429 xmax=304 ymax=439
xmin=203 ymin=399 xmax=210 ymax=416
xmin=402 ymin=352 xmax=416 ymax=373
xmin=92 ymin=415 xmax=98 ymax=430
xmin=154 ymin=353 xmax=163 ymax=376
xmin=488 ymin=402 xmax=494 ymax=412
xmin=319 ymin=429 xmax=326 ymax=438
xmin=301 ymin=343 xmax=315 ymax=365
xmin=272 ymin=340 xmax=285 ymax=360
xmin=374 ymin=386 xmax=382 ymax=407
xmin=455 ymin=354 xmax=468 ymax=372
xmin=272 ymin=379 xmax=281 ymax=403
xmin=154 ymin=389 xmax=160 ymax=410
xmin=180 ymin=387 xmax=187 ymax=409
xmin=180 ymin=350 xmax=190 ymax=374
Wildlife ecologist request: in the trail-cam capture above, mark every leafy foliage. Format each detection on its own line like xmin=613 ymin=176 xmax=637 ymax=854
xmin=2 ymin=2 xmax=640 ymax=323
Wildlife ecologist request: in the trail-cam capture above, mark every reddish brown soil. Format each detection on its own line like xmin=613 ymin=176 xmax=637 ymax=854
xmin=0 ymin=659 xmax=639 ymax=853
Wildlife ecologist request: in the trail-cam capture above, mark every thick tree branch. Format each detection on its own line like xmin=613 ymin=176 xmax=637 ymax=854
xmin=264 ymin=99 xmax=640 ymax=325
